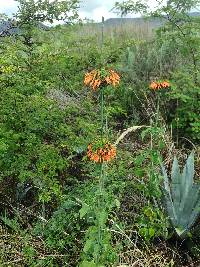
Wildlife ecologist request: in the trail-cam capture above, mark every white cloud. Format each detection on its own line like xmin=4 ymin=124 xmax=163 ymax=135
xmin=3 ymin=0 xmax=196 ymax=23
xmin=79 ymin=6 xmax=117 ymax=21
xmin=0 ymin=0 xmax=135 ymax=22
xmin=78 ymin=0 xmax=163 ymax=22
xmin=80 ymin=0 xmax=116 ymax=12
xmin=79 ymin=0 xmax=119 ymax=21
xmin=0 ymin=0 xmax=119 ymax=22
xmin=0 ymin=0 xmax=18 ymax=15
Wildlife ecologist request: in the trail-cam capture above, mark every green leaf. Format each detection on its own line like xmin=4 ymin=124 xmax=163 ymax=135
xmin=98 ymin=210 xmax=108 ymax=226
xmin=83 ymin=238 xmax=94 ymax=254
xmin=115 ymin=198 xmax=120 ymax=209
xmin=148 ymin=227 xmax=155 ymax=238
xmin=80 ymin=203 xmax=90 ymax=219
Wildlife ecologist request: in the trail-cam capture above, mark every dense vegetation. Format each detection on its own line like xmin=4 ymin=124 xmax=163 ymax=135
xmin=0 ymin=0 xmax=200 ymax=266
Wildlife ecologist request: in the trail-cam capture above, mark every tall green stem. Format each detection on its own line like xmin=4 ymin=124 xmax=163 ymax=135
xmin=100 ymin=88 xmax=104 ymax=139
xmin=96 ymin=16 xmax=106 ymax=265
xmin=101 ymin=16 xmax=104 ymax=65
xmin=155 ymin=95 xmax=160 ymax=127
xmin=96 ymin=85 xmax=105 ymax=265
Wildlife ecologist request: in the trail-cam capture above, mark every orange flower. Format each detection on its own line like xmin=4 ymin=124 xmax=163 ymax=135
xmin=87 ymin=142 xmax=116 ymax=163
xmin=84 ymin=68 xmax=120 ymax=91
xmin=157 ymin=83 xmax=162 ymax=89
xmin=92 ymin=79 xmax=101 ymax=91
xmin=84 ymin=70 xmax=97 ymax=86
xmin=161 ymin=81 xmax=170 ymax=88
xmin=92 ymin=154 xmax=100 ymax=162
xmin=108 ymin=70 xmax=120 ymax=87
xmin=149 ymin=80 xmax=170 ymax=90
xmin=149 ymin=81 xmax=159 ymax=90
xmin=105 ymin=76 xmax=111 ymax=84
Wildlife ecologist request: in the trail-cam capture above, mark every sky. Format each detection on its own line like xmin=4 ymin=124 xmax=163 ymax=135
xmin=79 ymin=0 xmax=124 ymax=21
xmin=78 ymin=0 xmax=163 ymax=21
xmin=0 ymin=0 xmax=132 ymax=22
xmin=0 ymin=0 xmax=18 ymax=16
xmin=0 ymin=0 xmax=198 ymax=22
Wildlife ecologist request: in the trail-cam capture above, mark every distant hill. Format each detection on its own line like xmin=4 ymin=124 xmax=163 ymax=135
xmin=0 ymin=20 xmax=20 ymax=36
xmin=189 ymin=11 xmax=200 ymax=17
xmin=0 ymin=20 xmax=49 ymax=37
xmin=104 ymin=12 xmax=200 ymax=27
xmin=104 ymin=17 xmax=162 ymax=28
xmin=1 ymin=11 xmax=199 ymax=36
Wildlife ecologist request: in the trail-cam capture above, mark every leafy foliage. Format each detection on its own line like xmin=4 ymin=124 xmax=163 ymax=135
xmin=0 ymin=0 xmax=200 ymax=266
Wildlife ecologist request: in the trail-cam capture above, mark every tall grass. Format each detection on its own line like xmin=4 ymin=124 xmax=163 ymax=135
xmin=77 ymin=20 xmax=156 ymax=42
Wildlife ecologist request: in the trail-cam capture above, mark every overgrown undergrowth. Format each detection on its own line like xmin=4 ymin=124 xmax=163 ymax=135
xmin=1 ymin=0 xmax=200 ymax=266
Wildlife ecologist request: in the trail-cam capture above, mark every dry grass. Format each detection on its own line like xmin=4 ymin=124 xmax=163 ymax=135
xmin=118 ymin=244 xmax=176 ymax=267
xmin=76 ymin=21 xmax=155 ymax=43
xmin=0 ymin=224 xmax=24 ymax=266
xmin=0 ymin=222 xmax=70 ymax=266
xmin=118 ymin=240 xmax=200 ymax=267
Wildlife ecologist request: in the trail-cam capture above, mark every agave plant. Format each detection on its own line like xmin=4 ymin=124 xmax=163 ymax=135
xmin=161 ymin=151 xmax=200 ymax=238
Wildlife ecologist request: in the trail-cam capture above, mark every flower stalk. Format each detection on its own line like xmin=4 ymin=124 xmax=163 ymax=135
xmin=100 ymin=88 xmax=104 ymax=139
xmin=97 ymin=86 xmax=105 ymax=265
xmin=82 ymin=25 xmax=120 ymax=263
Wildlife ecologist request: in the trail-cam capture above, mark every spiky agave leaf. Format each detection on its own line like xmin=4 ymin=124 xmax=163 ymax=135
xmin=170 ymin=157 xmax=181 ymax=225
xmin=161 ymin=163 xmax=177 ymax=227
xmin=162 ymin=151 xmax=200 ymax=238
xmin=179 ymin=152 xmax=194 ymax=215
xmin=186 ymin=184 xmax=200 ymax=230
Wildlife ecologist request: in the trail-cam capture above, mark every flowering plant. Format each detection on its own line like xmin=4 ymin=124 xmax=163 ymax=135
xmin=80 ymin=66 xmax=120 ymax=265
xmin=84 ymin=68 xmax=120 ymax=91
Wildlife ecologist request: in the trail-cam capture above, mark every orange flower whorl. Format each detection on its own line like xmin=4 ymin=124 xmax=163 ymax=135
xmin=149 ymin=81 xmax=170 ymax=90
xmin=84 ymin=69 xmax=120 ymax=91
xmin=87 ymin=143 xmax=116 ymax=163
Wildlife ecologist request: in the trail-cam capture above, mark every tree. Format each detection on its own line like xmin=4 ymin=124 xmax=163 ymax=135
xmin=14 ymin=0 xmax=79 ymax=25
xmin=114 ymin=0 xmax=200 ymax=16
xmin=0 ymin=0 xmax=80 ymax=44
